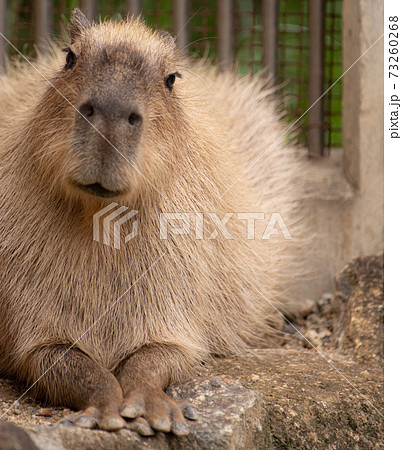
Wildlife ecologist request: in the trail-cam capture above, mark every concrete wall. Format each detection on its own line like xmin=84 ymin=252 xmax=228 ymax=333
xmin=298 ymin=0 xmax=384 ymax=300
xmin=343 ymin=0 xmax=384 ymax=259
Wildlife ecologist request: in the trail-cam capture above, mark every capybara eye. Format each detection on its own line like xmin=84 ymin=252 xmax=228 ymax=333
xmin=164 ymin=73 xmax=182 ymax=91
xmin=65 ymin=49 xmax=77 ymax=70
xmin=164 ymin=73 xmax=176 ymax=91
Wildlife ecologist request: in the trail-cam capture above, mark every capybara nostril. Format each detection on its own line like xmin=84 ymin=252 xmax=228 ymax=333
xmin=128 ymin=112 xmax=143 ymax=128
xmin=79 ymin=102 xmax=94 ymax=118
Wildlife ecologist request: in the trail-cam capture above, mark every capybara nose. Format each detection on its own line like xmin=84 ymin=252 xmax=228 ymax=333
xmin=79 ymin=102 xmax=94 ymax=118
xmin=78 ymin=100 xmax=143 ymax=130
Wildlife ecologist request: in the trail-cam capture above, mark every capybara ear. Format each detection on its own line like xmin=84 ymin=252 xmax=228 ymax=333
xmin=69 ymin=8 xmax=91 ymax=43
xmin=158 ymin=30 xmax=176 ymax=47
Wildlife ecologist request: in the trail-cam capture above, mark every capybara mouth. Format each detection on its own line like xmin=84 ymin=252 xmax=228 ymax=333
xmin=75 ymin=182 xmax=125 ymax=198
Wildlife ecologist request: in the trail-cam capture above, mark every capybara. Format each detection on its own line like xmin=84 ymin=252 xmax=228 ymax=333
xmin=0 ymin=9 xmax=305 ymax=434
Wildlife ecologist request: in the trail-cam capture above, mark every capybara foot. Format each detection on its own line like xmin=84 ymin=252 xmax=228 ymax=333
xmin=64 ymin=405 xmax=126 ymax=431
xmin=120 ymin=383 xmax=197 ymax=436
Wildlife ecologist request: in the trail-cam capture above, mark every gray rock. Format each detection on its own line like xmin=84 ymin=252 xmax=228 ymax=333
xmin=0 ymin=422 xmax=38 ymax=450
xmin=13 ymin=379 xmax=261 ymax=450
xmin=332 ymin=254 xmax=384 ymax=365
xmin=208 ymin=349 xmax=383 ymax=449
xmin=166 ymin=378 xmax=262 ymax=449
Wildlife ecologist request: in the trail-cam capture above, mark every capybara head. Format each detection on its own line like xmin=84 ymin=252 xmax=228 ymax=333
xmin=36 ymin=9 xmax=185 ymax=202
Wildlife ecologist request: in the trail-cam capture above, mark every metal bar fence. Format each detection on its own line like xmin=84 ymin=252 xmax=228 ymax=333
xmin=217 ymin=0 xmax=234 ymax=71
xmin=35 ymin=0 xmax=52 ymax=54
xmin=126 ymin=0 xmax=142 ymax=17
xmin=262 ymin=0 xmax=278 ymax=83
xmin=173 ymin=0 xmax=189 ymax=52
xmin=308 ymin=0 xmax=325 ymax=156
xmin=0 ymin=0 xmax=6 ymax=73
xmin=79 ymin=0 xmax=97 ymax=21
xmin=0 ymin=0 xmax=343 ymax=155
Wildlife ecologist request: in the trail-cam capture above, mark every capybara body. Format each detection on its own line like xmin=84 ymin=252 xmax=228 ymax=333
xmin=0 ymin=10 xmax=304 ymax=433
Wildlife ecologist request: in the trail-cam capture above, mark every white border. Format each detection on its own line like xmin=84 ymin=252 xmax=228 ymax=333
xmin=384 ymin=0 xmax=402 ymax=447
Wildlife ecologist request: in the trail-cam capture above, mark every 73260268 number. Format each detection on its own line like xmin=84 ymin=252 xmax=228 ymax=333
xmin=389 ymin=16 xmax=399 ymax=79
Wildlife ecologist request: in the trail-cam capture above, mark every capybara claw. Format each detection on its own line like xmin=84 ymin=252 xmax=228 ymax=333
xmin=126 ymin=417 xmax=155 ymax=436
xmin=100 ymin=416 xmax=126 ymax=431
xmin=181 ymin=404 xmax=198 ymax=421
xmin=171 ymin=420 xmax=189 ymax=436
xmin=75 ymin=415 xmax=98 ymax=429
xmin=120 ymin=404 xmax=141 ymax=419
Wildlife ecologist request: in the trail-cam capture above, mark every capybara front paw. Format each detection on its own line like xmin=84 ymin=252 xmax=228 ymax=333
xmin=65 ymin=405 xmax=126 ymax=431
xmin=120 ymin=385 xmax=197 ymax=436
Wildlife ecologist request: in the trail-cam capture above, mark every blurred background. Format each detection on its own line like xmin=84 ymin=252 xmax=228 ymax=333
xmin=0 ymin=0 xmax=342 ymax=156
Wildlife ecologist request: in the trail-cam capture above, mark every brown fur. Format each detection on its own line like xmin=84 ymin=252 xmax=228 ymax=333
xmin=0 ymin=10 xmax=306 ymax=432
